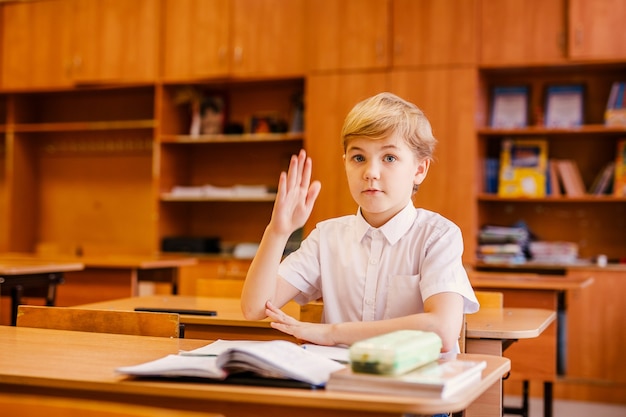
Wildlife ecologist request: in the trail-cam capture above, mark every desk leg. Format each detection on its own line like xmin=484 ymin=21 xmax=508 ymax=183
xmin=544 ymin=382 xmax=553 ymax=417
xmin=46 ymin=273 xmax=62 ymax=306
xmin=10 ymin=285 xmax=23 ymax=326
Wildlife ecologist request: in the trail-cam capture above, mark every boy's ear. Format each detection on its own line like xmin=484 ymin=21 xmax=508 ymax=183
xmin=414 ymin=159 xmax=430 ymax=185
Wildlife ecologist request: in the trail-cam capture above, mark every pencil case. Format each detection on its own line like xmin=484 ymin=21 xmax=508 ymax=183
xmin=349 ymin=330 xmax=442 ymax=375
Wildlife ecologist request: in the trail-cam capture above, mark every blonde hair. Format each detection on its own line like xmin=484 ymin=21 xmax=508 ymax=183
xmin=341 ymin=92 xmax=437 ymax=162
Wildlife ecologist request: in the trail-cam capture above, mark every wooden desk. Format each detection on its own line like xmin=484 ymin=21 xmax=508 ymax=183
xmin=77 ymin=295 xmax=302 ymax=342
xmin=469 ymin=271 xmax=593 ymax=417
xmin=0 ymin=326 xmax=510 ymax=417
xmin=0 ymin=253 xmax=197 ymax=306
xmin=0 ymin=259 xmax=84 ymax=325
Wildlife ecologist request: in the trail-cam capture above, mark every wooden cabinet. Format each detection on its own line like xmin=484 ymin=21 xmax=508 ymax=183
xmin=162 ymin=0 xmax=305 ymax=80
xmin=475 ymin=64 xmax=626 ymax=262
xmin=157 ymin=78 xmax=305 ymax=254
xmin=162 ymin=0 xmax=230 ymax=80
xmin=1 ymin=0 xmax=159 ymax=89
xmin=392 ymin=0 xmax=477 ymax=67
xmin=71 ymin=0 xmax=160 ymax=83
xmin=305 ymin=0 xmax=390 ymax=72
xmin=568 ymin=0 xmax=626 ymax=60
xmin=2 ymin=88 xmax=156 ymax=254
xmin=563 ymin=268 xmax=626 ymax=402
xmin=1 ymin=0 xmax=73 ymax=89
xmin=480 ymin=0 xmax=626 ymax=66
xmin=480 ymin=0 xmax=567 ymax=66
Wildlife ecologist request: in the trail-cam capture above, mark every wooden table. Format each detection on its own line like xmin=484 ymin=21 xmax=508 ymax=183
xmin=0 ymin=326 xmax=510 ymax=417
xmin=77 ymin=295 xmax=302 ymax=341
xmin=469 ymin=271 xmax=593 ymax=417
xmin=78 ymin=295 xmax=554 ymax=417
xmin=0 ymin=259 xmax=84 ymax=325
xmin=0 ymin=253 xmax=197 ymax=306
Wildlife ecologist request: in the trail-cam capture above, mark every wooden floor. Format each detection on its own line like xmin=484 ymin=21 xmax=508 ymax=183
xmin=504 ymin=396 xmax=626 ymax=417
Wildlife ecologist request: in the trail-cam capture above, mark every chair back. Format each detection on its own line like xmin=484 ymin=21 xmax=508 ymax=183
xmin=16 ymin=305 xmax=182 ymax=338
xmin=475 ymin=290 xmax=504 ymax=308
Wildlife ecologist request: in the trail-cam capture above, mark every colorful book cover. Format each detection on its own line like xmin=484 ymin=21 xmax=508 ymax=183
xmin=614 ymin=139 xmax=626 ymax=197
xmin=498 ymin=138 xmax=548 ymax=197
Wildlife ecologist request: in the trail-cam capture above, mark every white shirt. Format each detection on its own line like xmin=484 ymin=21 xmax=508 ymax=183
xmin=278 ymin=202 xmax=479 ymax=324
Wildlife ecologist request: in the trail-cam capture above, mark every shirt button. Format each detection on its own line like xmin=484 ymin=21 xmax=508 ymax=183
xmin=365 ymin=299 xmax=374 ymax=306
xmin=369 ymin=259 xmax=377 ymax=265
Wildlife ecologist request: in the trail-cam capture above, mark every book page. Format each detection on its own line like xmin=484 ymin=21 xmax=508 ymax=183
xmin=116 ymin=354 xmax=227 ymax=379
xmin=216 ymin=340 xmax=345 ymax=386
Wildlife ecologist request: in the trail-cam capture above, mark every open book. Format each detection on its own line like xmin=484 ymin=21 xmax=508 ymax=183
xmin=326 ymin=359 xmax=486 ymax=398
xmin=116 ymin=339 xmax=345 ymax=388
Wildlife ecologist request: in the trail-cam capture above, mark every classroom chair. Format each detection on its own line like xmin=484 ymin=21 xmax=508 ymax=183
xmin=0 ymin=392 xmax=223 ymax=417
xmin=16 ymin=305 xmax=184 ymax=338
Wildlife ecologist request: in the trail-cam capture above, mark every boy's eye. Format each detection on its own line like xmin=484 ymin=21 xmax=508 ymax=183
xmin=383 ymin=155 xmax=396 ymax=162
xmin=352 ymin=155 xmax=365 ymax=162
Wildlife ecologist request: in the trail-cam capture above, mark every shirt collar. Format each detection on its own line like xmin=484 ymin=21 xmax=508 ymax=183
xmin=355 ymin=202 xmax=417 ymax=244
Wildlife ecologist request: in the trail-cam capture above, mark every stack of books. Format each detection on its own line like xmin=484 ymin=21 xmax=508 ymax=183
xmin=529 ymin=241 xmax=579 ymax=264
xmin=477 ymin=225 xmax=529 ymax=265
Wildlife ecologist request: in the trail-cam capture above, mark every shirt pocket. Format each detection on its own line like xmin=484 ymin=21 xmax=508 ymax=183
xmin=383 ymin=274 xmax=423 ymax=319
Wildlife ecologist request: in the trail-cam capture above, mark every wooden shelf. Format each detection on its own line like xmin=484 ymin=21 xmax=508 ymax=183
xmin=12 ymin=120 xmax=156 ymax=132
xmin=160 ymin=194 xmax=276 ymax=202
xmin=478 ymin=194 xmax=626 ymax=203
xmin=478 ymin=125 xmax=626 ymax=136
xmin=160 ymin=132 xmax=303 ymax=144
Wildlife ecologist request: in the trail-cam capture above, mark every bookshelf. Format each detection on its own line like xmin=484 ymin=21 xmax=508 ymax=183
xmin=157 ymin=79 xmax=304 ymax=249
xmin=477 ymin=63 xmax=626 ymax=262
xmin=0 ymin=87 xmax=156 ymax=255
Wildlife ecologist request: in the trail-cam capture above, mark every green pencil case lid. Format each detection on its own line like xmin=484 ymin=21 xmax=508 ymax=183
xmin=349 ymin=330 xmax=442 ymax=375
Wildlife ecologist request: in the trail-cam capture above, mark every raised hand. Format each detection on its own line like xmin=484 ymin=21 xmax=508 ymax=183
xmin=269 ymin=149 xmax=321 ymax=236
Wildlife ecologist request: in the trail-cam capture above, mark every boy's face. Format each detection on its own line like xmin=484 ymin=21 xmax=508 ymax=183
xmin=344 ymin=133 xmax=429 ymax=228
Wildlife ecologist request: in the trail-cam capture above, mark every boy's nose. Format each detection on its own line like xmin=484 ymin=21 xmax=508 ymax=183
xmin=364 ymin=161 xmax=380 ymax=180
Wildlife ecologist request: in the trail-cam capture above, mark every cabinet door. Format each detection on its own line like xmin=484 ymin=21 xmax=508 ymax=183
xmin=569 ymin=0 xmax=626 ymax=60
xmin=391 ymin=69 xmax=477 ymax=262
xmin=480 ymin=0 xmax=566 ymax=66
xmin=393 ymin=0 xmax=477 ymax=67
xmin=305 ymin=72 xmax=388 ymax=230
xmin=71 ymin=0 xmax=159 ymax=83
xmin=566 ymin=270 xmax=626 ymax=386
xmin=1 ymin=0 xmax=73 ymax=89
xmin=306 ymin=0 xmax=390 ymax=72
xmin=231 ymin=0 xmax=305 ymax=77
xmin=162 ymin=0 xmax=231 ymax=80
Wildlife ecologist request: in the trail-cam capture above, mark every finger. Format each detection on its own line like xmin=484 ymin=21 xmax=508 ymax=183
xmin=275 ymin=171 xmax=287 ymax=203
xmin=300 ymin=155 xmax=313 ymax=191
xmin=270 ymin=321 xmax=295 ymax=336
xmin=285 ymin=153 xmax=299 ymax=192
xmin=295 ymin=149 xmax=306 ymax=189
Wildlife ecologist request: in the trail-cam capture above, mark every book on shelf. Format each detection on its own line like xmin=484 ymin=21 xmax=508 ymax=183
xmin=326 ymin=358 xmax=487 ymax=399
xmin=115 ymin=339 xmax=346 ymax=388
xmin=605 ymin=81 xmax=626 ymax=127
xmin=547 ymin=159 xmax=562 ymax=196
xmin=498 ymin=138 xmax=548 ymax=198
xmin=588 ymin=161 xmax=615 ymax=195
xmin=555 ymin=159 xmax=586 ymax=197
xmin=615 ymin=139 xmax=626 ymax=197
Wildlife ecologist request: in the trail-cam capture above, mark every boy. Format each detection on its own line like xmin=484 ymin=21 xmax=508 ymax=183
xmin=241 ymin=92 xmax=478 ymax=353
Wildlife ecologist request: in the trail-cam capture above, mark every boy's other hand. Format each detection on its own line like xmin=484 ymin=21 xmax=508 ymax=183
xmin=265 ymin=300 xmax=335 ymax=346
